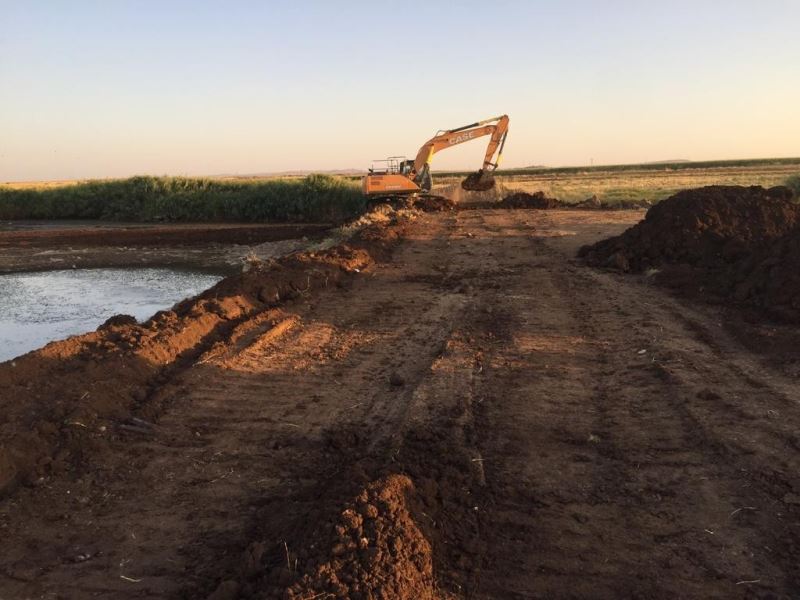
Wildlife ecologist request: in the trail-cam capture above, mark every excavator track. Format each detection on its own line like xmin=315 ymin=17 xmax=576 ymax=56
xmin=411 ymin=194 xmax=456 ymax=211
xmin=367 ymin=194 xmax=455 ymax=212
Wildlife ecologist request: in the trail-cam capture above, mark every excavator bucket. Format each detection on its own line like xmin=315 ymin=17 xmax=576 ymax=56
xmin=461 ymin=169 xmax=495 ymax=192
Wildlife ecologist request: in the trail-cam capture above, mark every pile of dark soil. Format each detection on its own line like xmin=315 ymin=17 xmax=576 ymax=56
xmin=411 ymin=195 xmax=456 ymax=212
xmin=579 ymin=186 xmax=798 ymax=272
xmin=729 ymin=227 xmax=800 ymax=322
xmin=498 ymin=191 xmax=563 ymax=209
xmin=580 ymin=184 xmax=800 ymax=321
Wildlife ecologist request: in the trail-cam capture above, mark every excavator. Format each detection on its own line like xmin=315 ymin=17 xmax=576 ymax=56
xmin=362 ymin=114 xmax=509 ymax=200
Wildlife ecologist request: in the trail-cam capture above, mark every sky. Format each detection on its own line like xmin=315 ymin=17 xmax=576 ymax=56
xmin=1 ymin=0 xmax=799 ymax=181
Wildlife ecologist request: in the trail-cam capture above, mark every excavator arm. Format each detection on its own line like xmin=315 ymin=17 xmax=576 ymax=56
xmin=412 ymin=114 xmax=509 ymax=191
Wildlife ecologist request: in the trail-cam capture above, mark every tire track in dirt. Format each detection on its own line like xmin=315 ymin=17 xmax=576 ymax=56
xmin=471 ymin=209 xmax=798 ymax=598
xmin=273 ymin=210 xmax=512 ymax=599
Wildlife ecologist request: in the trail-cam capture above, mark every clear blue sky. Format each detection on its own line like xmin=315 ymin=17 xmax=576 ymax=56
xmin=1 ymin=0 xmax=798 ymax=181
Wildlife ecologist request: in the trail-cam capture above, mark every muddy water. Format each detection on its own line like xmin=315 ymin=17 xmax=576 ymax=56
xmin=0 ymin=268 xmax=221 ymax=362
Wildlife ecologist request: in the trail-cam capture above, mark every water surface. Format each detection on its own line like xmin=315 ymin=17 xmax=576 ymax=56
xmin=0 ymin=268 xmax=221 ymax=362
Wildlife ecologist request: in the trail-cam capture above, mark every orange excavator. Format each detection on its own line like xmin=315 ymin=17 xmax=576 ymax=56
xmin=363 ymin=114 xmax=509 ymax=200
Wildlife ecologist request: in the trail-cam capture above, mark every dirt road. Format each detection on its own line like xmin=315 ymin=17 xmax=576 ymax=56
xmin=1 ymin=207 xmax=799 ymax=599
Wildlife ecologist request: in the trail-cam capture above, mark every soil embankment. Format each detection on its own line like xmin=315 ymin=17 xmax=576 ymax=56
xmin=0 ymin=211 xmax=405 ymax=498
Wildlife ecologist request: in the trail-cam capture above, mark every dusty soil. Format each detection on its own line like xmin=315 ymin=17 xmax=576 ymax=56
xmin=0 ymin=223 xmax=330 ymax=273
xmin=1 ymin=206 xmax=799 ymax=599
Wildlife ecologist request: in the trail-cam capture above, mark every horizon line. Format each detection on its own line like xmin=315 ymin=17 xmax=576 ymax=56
xmin=4 ymin=156 xmax=800 ymax=185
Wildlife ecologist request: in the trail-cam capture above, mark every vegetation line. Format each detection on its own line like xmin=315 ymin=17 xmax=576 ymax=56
xmin=0 ymin=174 xmax=365 ymax=223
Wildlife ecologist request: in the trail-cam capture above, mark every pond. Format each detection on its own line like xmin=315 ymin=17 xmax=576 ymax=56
xmin=0 ymin=268 xmax=222 ymax=362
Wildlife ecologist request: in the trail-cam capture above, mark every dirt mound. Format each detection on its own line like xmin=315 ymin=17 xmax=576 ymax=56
xmin=283 ymin=475 xmax=438 ymax=600
xmin=579 ymin=184 xmax=800 ymax=322
xmin=579 ymin=185 xmax=799 ymax=272
xmin=412 ymin=195 xmax=456 ymax=212
xmin=498 ymin=191 xmax=563 ymax=209
xmin=0 ymin=212 xmax=408 ymax=497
